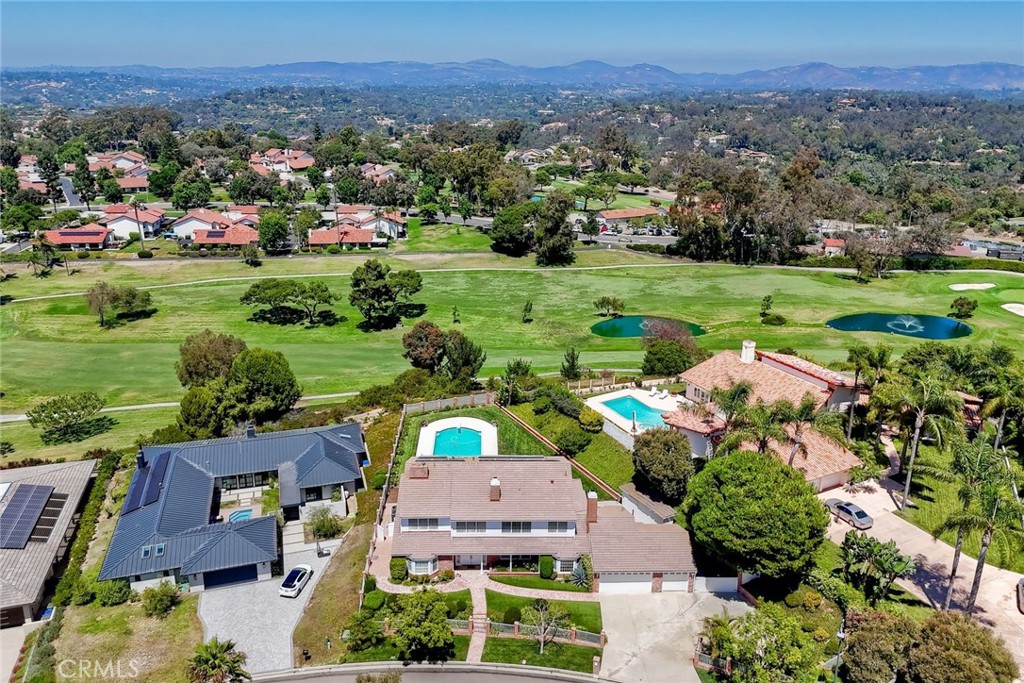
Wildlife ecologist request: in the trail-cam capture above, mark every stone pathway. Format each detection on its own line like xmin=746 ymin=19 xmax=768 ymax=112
xmin=466 ymin=580 xmax=489 ymax=663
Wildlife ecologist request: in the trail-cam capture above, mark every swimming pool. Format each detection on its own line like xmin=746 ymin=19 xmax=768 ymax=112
xmin=433 ymin=427 xmax=483 ymax=456
xmin=600 ymin=395 xmax=668 ymax=430
xmin=228 ymin=509 xmax=253 ymax=522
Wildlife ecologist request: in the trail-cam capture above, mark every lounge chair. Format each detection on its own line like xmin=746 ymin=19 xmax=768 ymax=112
xmin=657 ymin=390 xmax=670 ymax=400
xmin=648 ymin=386 xmax=658 ymax=397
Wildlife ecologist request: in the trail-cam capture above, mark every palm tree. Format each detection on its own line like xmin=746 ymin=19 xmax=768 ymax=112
xmin=862 ymin=343 xmax=894 ymax=444
xmin=783 ymin=393 xmax=847 ymax=467
xmin=710 ymin=381 xmax=753 ymax=435
xmin=980 ymin=366 xmax=1024 ymax=455
xmin=932 ymin=434 xmax=1004 ymax=610
xmin=129 ymin=194 xmax=147 ymax=252
xmin=875 ymin=369 xmax=963 ymax=510
xmin=842 ymin=343 xmax=870 ymax=439
xmin=717 ymin=399 xmax=790 ymax=456
xmin=187 ymin=637 xmax=250 ymax=683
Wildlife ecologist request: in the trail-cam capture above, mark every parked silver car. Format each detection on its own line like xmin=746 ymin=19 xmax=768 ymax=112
xmin=824 ymin=499 xmax=873 ymax=530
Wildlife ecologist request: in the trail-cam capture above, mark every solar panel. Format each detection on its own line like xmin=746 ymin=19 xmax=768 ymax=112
xmin=142 ymin=452 xmax=170 ymax=506
xmin=29 ymin=493 xmax=67 ymax=542
xmin=0 ymin=484 xmax=54 ymax=549
xmin=207 ymin=230 xmax=226 ymax=238
xmin=122 ymin=468 xmax=149 ymax=514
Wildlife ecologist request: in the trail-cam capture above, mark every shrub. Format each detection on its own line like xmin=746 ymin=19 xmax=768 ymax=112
xmin=449 ymin=598 xmax=468 ymax=618
xmin=91 ymin=251 xmax=104 ymax=258
xmin=503 ymin=606 xmax=523 ymax=624
xmin=533 ymin=395 xmax=553 ymax=414
xmin=95 ymin=579 xmax=134 ymax=606
xmin=71 ymin=577 xmax=96 ymax=605
xmin=307 ymin=505 xmax=345 ymax=539
xmin=438 ymin=568 xmax=455 ymax=582
xmin=137 ymin=249 xmax=154 ymax=259
xmin=198 ymin=248 xmax=209 ymax=257
xmin=761 ymin=313 xmax=787 ymax=326
xmin=141 ymin=580 xmax=180 ymax=618
xmin=539 ymin=555 xmax=555 ymax=579
xmin=626 ymin=243 xmax=667 ymax=255
xmin=364 ymin=575 xmax=377 ymax=594
xmin=812 ymin=627 xmax=832 ymax=643
xmin=578 ymin=406 xmax=604 ymax=433
xmin=390 ymin=557 xmax=408 ymax=582
xmin=555 ymin=425 xmax=592 ymax=455
xmin=369 ymin=471 xmax=388 ymax=490
xmin=363 ymin=590 xmax=386 ymax=611
xmin=76 ymin=250 xmax=91 ymax=259
xmin=325 ymin=244 xmax=343 ymax=254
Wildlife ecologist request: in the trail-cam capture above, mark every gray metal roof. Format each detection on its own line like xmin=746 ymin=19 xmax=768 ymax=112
xmin=100 ymin=423 xmax=366 ymax=581
xmin=0 ymin=461 xmax=96 ymax=609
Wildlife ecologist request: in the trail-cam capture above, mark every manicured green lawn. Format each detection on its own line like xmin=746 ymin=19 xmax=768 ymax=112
xmin=898 ymin=443 xmax=1024 ymax=573
xmin=397 ymin=406 xmax=549 ymax=471
xmin=481 ymin=636 xmax=600 ymax=673
xmin=485 ymin=589 xmax=602 ymax=633
xmin=490 ymin=575 xmax=591 ymax=593
xmin=2 ymin=257 xmax=1021 ymax=414
xmin=403 ymin=218 xmax=493 ymax=253
xmin=510 ymin=404 xmax=634 ymax=490
xmin=544 ymin=180 xmax=662 ymax=210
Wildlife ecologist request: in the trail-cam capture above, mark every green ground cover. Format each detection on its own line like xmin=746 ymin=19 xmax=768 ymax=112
xmin=485 ymin=589 xmax=603 ymax=633
xmin=2 ymin=257 xmax=1021 ymax=414
xmin=509 ymin=404 xmax=635 ymax=490
xmin=341 ymin=635 xmax=470 ymax=663
xmin=481 ymin=636 xmax=600 ymax=673
xmin=897 ymin=442 xmax=1024 ymax=573
xmin=396 ymin=406 xmax=549 ymax=472
xmin=402 ymin=218 xmax=493 ymax=253
xmin=490 ymin=575 xmax=591 ymax=593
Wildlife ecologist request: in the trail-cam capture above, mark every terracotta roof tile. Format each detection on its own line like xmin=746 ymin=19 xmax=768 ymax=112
xmin=192 ymin=225 xmax=258 ymax=246
xmin=44 ymin=225 xmax=111 ymax=245
xmin=757 ymin=351 xmax=855 ymax=388
xmin=679 ymin=351 xmax=830 ymax=407
xmin=749 ymin=426 xmax=862 ymax=484
xmin=660 ymin=409 xmax=725 ymax=435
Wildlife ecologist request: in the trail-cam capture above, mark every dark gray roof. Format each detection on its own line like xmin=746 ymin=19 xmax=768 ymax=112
xmin=100 ymin=423 xmax=366 ymax=581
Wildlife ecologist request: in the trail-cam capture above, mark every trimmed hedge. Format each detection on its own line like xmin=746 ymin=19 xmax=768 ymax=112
xmin=136 ymin=249 xmax=154 ymax=259
xmin=626 ymin=243 xmax=667 ymax=255
xmin=539 ymin=556 xmax=555 ymax=580
xmin=390 ymin=557 xmax=408 ymax=582
xmin=363 ymin=590 xmax=386 ymax=611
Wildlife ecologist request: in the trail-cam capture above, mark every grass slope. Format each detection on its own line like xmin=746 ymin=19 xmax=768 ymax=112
xmin=481 ymin=637 xmax=600 ymax=673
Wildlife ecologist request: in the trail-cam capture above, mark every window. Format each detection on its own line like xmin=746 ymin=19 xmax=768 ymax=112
xmin=557 ymin=559 xmax=576 ymax=573
xmin=154 ymin=543 xmax=165 ymax=557
xmin=501 ymin=521 xmax=532 ymax=534
xmin=305 ymin=488 xmax=321 ymax=502
xmin=406 ymin=518 xmax=440 ymax=531
xmin=407 ymin=558 xmax=438 ymax=576
xmin=454 ymin=521 xmax=486 ymax=533
xmin=221 ymin=476 xmax=238 ymax=491
xmin=692 ymin=387 xmax=709 ymax=403
xmin=140 ymin=546 xmax=151 ymax=559
xmin=547 ymin=521 xmax=570 ymax=533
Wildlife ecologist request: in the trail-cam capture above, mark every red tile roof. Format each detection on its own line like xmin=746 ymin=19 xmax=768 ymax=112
xmin=177 ymin=208 xmax=234 ymax=228
xmin=44 ymin=225 xmax=111 ymax=245
xmin=308 ymin=227 xmax=376 ymax=246
xmin=115 ymin=176 xmax=149 ymax=189
xmin=660 ymin=409 xmax=726 ymax=435
xmin=192 ymin=225 xmax=259 ymax=246
xmin=341 ymin=229 xmax=375 ymax=244
xmin=287 ymin=156 xmax=315 ymax=170
xmin=104 ymin=205 xmax=165 ymax=223
xmin=823 ymin=238 xmax=845 ymax=248
xmin=599 ymin=207 xmax=659 ymax=220
xmin=226 ymin=205 xmax=261 ymax=215
xmin=757 ymin=351 xmax=855 ymax=388
xmin=749 ymin=426 xmax=862 ymax=485
xmin=678 ymin=351 xmax=830 ymax=407
xmin=336 ymin=204 xmax=374 ymax=214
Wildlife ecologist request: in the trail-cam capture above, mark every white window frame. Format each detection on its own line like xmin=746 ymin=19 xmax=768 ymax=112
xmin=406 ymin=518 xmax=439 ymax=531
xmin=501 ymin=521 xmax=532 ymax=534
xmin=407 ymin=557 xmax=438 ymax=576
xmin=557 ymin=558 xmax=576 ymax=574
xmin=547 ymin=521 xmax=569 ymax=533
xmin=454 ymin=521 xmax=486 ymax=534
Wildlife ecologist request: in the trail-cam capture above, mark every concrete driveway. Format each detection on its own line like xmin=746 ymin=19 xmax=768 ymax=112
xmin=599 ymin=592 xmax=751 ymax=683
xmin=199 ymin=539 xmax=342 ymax=674
xmin=819 ymin=480 xmax=1024 ymax=673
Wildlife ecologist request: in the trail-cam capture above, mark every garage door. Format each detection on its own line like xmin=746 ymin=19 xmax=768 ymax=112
xmin=599 ymin=573 xmax=652 ymax=594
xmin=1 ymin=606 xmax=26 ymax=628
xmin=203 ymin=564 xmax=258 ymax=589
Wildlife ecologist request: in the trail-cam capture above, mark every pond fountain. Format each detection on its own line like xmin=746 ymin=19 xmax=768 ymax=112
xmin=591 ymin=315 xmax=705 ymax=338
xmin=826 ymin=313 xmax=972 ymax=340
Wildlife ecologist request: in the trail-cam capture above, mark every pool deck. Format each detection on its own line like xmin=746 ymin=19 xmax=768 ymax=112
xmin=415 ymin=416 xmax=499 ymax=456
xmin=585 ymin=387 xmax=684 ymax=434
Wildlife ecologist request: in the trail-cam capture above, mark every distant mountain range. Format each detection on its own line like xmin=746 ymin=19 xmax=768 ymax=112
xmin=6 ymin=59 xmax=1024 ymax=91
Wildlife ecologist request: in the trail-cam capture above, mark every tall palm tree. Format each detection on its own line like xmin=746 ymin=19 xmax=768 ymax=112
xmin=129 ymin=194 xmax=147 ymax=252
xmin=980 ymin=366 xmax=1024 ymax=455
xmin=187 ymin=637 xmax=250 ymax=683
xmin=932 ymin=434 xmax=1004 ymax=610
xmin=783 ymin=393 xmax=847 ymax=467
xmin=717 ymin=399 xmax=790 ymax=456
xmin=710 ymin=381 xmax=753 ymax=435
xmin=862 ymin=343 xmax=894 ymax=444
xmin=842 ymin=343 xmax=870 ymax=439
xmin=875 ymin=369 xmax=964 ymax=510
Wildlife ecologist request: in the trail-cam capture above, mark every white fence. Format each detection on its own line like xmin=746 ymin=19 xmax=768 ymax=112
xmin=694 ymin=576 xmax=740 ymax=593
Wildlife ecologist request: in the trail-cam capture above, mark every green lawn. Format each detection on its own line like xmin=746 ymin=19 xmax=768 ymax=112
xmin=898 ymin=443 xmax=1024 ymax=573
xmin=2 ymin=257 xmax=1021 ymax=415
xmin=510 ymin=404 xmax=635 ymax=490
xmin=481 ymin=636 xmax=600 ymax=673
xmin=490 ymin=575 xmax=591 ymax=593
xmin=397 ymin=406 xmax=549 ymax=471
xmin=544 ymin=180 xmax=663 ymax=210
xmin=402 ymin=218 xmax=493 ymax=253
xmin=485 ymin=589 xmax=602 ymax=633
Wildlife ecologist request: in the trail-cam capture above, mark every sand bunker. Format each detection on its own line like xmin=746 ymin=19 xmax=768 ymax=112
xmin=1002 ymin=303 xmax=1024 ymax=318
xmin=949 ymin=283 xmax=996 ymax=291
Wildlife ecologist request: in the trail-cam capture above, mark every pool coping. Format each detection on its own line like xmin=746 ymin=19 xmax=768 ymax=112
xmin=584 ymin=388 xmax=683 ymax=435
xmin=415 ymin=416 xmax=500 ymax=457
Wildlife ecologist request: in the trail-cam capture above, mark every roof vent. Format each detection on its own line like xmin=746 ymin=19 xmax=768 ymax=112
xmin=409 ymin=465 xmax=429 ymax=479
xmin=246 ymin=424 xmax=256 ymax=439
xmin=490 ymin=477 xmax=501 ymax=502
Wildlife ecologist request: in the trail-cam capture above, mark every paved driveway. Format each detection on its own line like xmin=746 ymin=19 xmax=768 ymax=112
xmin=599 ymin=592 xmax=751 ymax=683
xmin=819 ymin=480 xmax=1024 ymax=673
xmin=199 ymin=541 xmax=341 ymax=674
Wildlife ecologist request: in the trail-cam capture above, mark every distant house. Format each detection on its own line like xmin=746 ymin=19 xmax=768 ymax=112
xmin=100 ymin=423 xmax=368 ymax=592
xmin=88 ymin=151 xmax=148 ymax=173
xmin=333 ymin=205 xmax=406 ymax=239
xmin=44 ymin=225 xmax=113 ymax=251
xmin=224 ymin=205 xmax=261 ymax=227
xmin=359 ymin=163 xmax=397 ymax=185
xmin=308 ymin=227 xmax=378 ymax=249
xmin=193 ymin=225 xmax=259 ymax=248
xmin=822 ymin=238 xmax=846 ymax=256
xmin=102 ymin=204 xmax=166 ymax=239
xmin=598 ymin=207 xmax=662 ymax=226
xmin=1 ymin=461 xmax=96 ymax=628
xmin=250 ymin=148 xmax=315 ymax=173
xmin=114 ymin=176 xmax=149 ymax=194
xmin=171 ymin=208 xmax=239 ymax=239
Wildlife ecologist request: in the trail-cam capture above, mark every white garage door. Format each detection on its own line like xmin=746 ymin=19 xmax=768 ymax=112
xmin=662 ymin=572 xmax=689 ymax=592
xmin=599 ymin=572 xmax=652 ymax=594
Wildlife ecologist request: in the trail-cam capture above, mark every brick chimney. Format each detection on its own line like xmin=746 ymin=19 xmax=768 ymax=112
xmin=586 ymin=491 xmax=598 ymax=530
xmin=740 ymin=339 xmax=756 ymax=364
xmin=490 ymin=477 xmax=501 ymax=502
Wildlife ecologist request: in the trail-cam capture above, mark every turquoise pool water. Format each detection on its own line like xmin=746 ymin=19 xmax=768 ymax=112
xmin=601 ymin=395 xmax=667 ymax=429
xmin=433 ymin=427 xmax=483 ymax=456
xmin=591 ymin=315 xmax=705 ymax=338
xmin=827 ymin=313 xmax=972 ymax=340
xmin=228 ymin=509 xmax=253 ymax=522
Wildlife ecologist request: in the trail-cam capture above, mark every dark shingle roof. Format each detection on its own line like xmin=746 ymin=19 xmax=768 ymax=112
xmin=100 ymin=424 xmax=366 ymax=581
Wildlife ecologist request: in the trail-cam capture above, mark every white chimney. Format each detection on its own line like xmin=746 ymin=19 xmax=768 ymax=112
xmin=489 ymin=477 xmax=501 ymax=502
xmin=740 ymin=340 xmax=756 ymax=364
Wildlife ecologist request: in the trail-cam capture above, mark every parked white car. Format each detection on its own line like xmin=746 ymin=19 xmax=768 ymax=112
xmin=279 ymin=564 xmax=313 ymax=598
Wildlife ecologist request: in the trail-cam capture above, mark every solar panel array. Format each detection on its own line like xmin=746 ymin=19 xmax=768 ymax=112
xmin=0 ymin=484 xmax=54 ymax=549
xmin=29 ymin=493 xmax=68 ymax=543
xmin=206 ymin=230 xmax=226 ymax=238
xmin=143 ymin=452 xmax=170 ymax=506
xmin=122 ymin=451 xmax=171 ymax=514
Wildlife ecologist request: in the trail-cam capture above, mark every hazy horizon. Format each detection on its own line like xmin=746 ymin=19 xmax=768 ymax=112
xmin=2 ymin=1 xmax=1022 ymax=72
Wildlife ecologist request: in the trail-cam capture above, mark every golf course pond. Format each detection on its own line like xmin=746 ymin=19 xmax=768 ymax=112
xmin=826 ymin=313 xmax=973 ymax=339
xmin=590 ymin=315 xmax=706 ymax=338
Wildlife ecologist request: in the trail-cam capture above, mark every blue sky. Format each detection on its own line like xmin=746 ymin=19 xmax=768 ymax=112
xmin=2 ymin=1 xmax=1022 ymax=71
